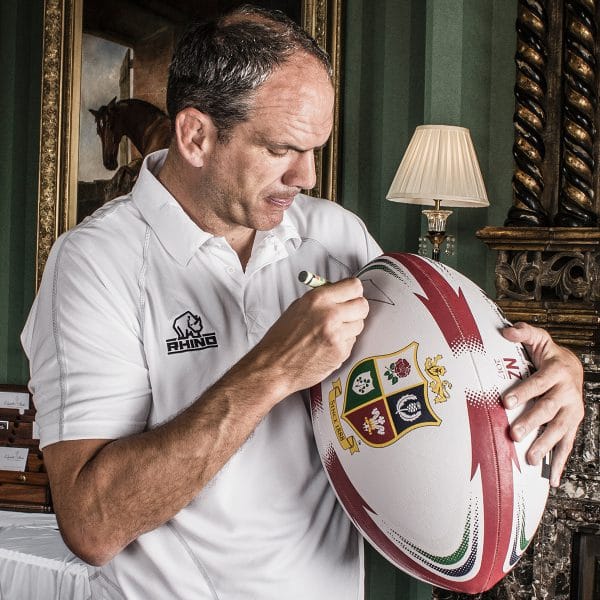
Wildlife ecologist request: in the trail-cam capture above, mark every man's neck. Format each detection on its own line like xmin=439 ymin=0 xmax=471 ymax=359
xmin=227 ymin=229 xmax=256 ymax=271
xmin=157 ymin=152 xmax=256 ymax=270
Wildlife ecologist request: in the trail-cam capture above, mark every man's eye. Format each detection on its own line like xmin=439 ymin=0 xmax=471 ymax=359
xmin=268 ymin=147 xmax=290 ymax=157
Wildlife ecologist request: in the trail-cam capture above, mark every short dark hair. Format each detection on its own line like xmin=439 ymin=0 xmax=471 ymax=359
xmin=166 ymin=5 xmax=332 ymax=141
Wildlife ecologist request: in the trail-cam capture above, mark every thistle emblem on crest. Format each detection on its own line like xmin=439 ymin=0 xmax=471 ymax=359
xmin=395 ymin=394 xmax=422 ymax=422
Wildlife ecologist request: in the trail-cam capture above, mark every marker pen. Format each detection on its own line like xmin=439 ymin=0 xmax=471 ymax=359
xmin=298 ymin=270 xmax=328 ymax=288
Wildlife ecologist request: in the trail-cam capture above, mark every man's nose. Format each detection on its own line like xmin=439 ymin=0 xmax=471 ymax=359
xmin=282 ymin=150 xmax=317 ymax=191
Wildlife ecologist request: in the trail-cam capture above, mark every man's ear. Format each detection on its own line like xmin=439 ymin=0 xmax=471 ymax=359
xmin=174 ymin=108 xmax=218 ymax=168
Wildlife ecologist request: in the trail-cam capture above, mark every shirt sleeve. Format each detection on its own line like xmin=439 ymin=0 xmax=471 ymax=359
xmin=21 ymin=231 xmax=151 ymax=449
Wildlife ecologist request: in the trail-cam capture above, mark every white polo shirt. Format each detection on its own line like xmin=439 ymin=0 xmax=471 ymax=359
xmin=22 ymin=150 xmax=382 ymax=600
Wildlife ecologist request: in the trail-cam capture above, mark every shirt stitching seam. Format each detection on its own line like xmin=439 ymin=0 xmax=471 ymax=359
xmin=138 ymin=226 xmax=151 ymax=330
xmin=76 ymin=196 xmax=132 ymax=228
xmin=52 ymin=239 xmax=69 ymax=441
xmin=90 ymin=571 xmax=127 ymax=598
xmin=166 ymin=521 xmax=221 ymax=600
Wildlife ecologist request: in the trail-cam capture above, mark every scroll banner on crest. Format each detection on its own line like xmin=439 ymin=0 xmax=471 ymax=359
xmin=328 ymin=379 xmax=359 ymax=454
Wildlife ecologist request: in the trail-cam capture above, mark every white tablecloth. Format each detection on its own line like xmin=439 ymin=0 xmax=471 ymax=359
xmin=0 ymin=512 xmax=108 ymax=600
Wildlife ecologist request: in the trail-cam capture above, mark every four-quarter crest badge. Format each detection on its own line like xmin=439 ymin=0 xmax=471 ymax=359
xmin=333 ymin=342 xmax=448 ymax=452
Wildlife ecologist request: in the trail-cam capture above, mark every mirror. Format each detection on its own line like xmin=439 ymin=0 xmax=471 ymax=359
xmin=37 ymin=0 xmax=342 ymax=285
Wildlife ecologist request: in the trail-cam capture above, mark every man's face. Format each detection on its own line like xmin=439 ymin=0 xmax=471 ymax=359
xmin=197 ymin=54 xmax=335 ymax=235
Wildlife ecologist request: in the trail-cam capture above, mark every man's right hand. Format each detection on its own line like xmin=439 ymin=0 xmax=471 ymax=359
xmin=248 ymin=277 xmax=369 ymax=398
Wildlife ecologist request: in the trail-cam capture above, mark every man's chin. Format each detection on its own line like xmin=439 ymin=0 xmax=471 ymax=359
xmin=254 ymin=209 xmax=287 ymax=232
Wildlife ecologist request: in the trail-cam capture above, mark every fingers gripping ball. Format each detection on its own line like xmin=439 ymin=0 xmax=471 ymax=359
xmin=310 ymin=253 xmax=549 ymax=594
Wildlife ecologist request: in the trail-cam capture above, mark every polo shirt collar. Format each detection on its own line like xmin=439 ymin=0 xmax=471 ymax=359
xmin=254 ymin=213 xmax=301 ymax=250
xmin=132 ymin=151 xmax=212 ymax=266
xmin=132 ymin=150 xmax=302 ymax=265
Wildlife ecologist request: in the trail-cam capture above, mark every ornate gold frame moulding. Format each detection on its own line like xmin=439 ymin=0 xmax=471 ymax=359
xmin=36 ymin=0 xmax=343 ymax=287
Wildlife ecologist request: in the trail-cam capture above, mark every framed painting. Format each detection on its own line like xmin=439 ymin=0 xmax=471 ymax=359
xmin=36 ymin=0 xmax=343 ymax=286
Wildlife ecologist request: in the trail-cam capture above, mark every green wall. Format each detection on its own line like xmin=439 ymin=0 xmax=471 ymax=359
xmin=342 ymin=0 xmax=516 ymax=294
xmin=0 ymin=0 xmax=43 ymax=384
xmin=342 ymin=0 xmax=425 ymax=261
xmin=341 ymin=1 xmax=517 ymax=598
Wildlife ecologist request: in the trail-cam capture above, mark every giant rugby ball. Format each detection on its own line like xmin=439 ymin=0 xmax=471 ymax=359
xmin=310 ymin=253 xmax=549 ymax=594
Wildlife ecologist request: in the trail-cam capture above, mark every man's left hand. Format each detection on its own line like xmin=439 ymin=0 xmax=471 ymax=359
xmin=501 ymin=322 xmax=584 ymax=488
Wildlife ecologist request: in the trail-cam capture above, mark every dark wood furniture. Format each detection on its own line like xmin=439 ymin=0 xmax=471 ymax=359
xmin=0 ymin=385 xmax=52 ymax=513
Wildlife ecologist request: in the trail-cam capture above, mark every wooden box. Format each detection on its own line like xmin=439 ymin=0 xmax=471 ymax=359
xmin=0 ymin=385 xmax=52 ymax=512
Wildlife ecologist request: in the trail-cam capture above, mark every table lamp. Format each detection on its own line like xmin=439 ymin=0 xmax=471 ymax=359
xmin=386 ymin=124 xmax=489 ymax=260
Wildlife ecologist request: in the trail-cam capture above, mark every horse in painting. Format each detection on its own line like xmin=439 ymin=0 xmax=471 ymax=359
xmin=89 ymin=97 xmax=171 ymax=200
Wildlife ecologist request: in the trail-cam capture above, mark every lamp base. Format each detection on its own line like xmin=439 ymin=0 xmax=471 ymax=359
xmin=419 ymin=235 xmax=455 ymax=259
xmin=422 ymin=206 xmax=453 ymax=261
xmin=427 ymin=231 xmax=447 ymax=261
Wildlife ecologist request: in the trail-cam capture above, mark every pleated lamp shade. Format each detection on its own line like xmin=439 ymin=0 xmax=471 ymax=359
xmin=386 ymin=125 xmax=489 ymax=208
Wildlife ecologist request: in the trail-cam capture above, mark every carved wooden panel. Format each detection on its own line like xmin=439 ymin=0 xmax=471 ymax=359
xmin=508 ymin=0 xmax=599 ymax=228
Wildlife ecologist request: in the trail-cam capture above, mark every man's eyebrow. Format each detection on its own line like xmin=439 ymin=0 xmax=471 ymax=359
xmin=262 ymin=138 xmax=328 ymax=153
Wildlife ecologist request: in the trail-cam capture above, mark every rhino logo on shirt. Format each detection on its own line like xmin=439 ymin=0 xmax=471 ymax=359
xmin=166 ymin=310 xmax=218 ymax=355
xmin=173 ymin=311 xmax=203 ymax=339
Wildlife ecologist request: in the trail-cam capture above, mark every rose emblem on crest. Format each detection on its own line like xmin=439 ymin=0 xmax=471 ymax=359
xmin=384 ymin=358 xmax=411 ymax=384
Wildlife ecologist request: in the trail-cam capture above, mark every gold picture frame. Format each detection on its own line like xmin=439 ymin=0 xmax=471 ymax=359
xmin=36 ymin=0 xmax=342 ymax=287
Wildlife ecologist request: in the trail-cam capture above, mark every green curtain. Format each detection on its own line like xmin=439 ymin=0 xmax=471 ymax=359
xmin=0 ymin=0 xmax=43 ymax=384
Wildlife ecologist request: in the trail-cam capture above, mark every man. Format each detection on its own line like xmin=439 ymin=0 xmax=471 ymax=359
xmin=22 ymin=6 xmax=583 ymax=599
